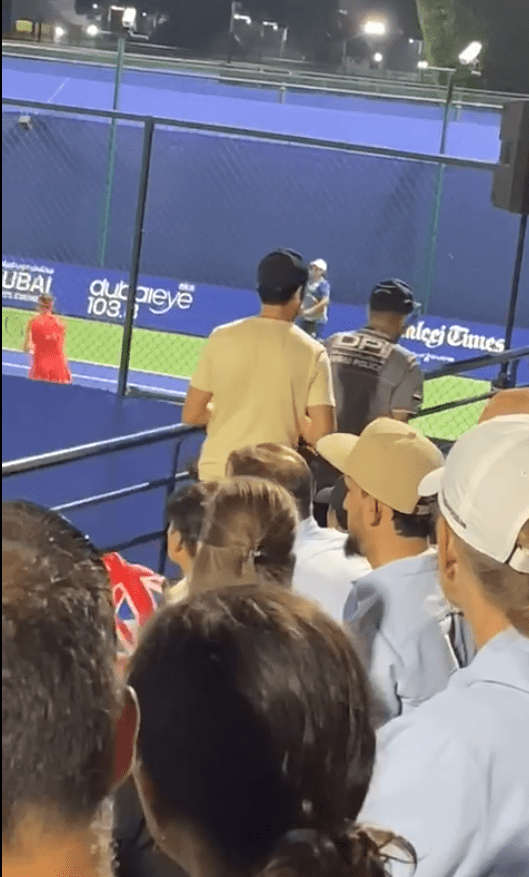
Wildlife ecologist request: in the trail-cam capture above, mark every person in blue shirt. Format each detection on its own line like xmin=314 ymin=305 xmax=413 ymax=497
xmin=317 ymin=419 xmax=474 ymax=726
xmin=225 ymin=442 xmax=370 ymax=621
xmin=359 ymin=415 xmax=529 ymax=877
xmin=298 ymin=258 xmax=331 ymax=339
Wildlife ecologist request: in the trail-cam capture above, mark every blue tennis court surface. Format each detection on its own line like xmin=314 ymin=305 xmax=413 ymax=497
xmin=2 ymin=54 xmax=502 ymax=161
xmin=2 ymin=349 xmax=189 ymax=398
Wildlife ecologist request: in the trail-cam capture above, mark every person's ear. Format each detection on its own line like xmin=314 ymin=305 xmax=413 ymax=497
xmin=364 ymin=494 xmax=382 ymax=528
xmin=167 ymin=527 xmax=183 ymax=564
xmin=112 ymin=685 xmax=140 ymax=788
xmin=437 ymin=516 xmax=458 ymax=587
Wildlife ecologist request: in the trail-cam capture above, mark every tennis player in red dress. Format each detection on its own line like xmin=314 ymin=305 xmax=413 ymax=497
xmin=23 ymin=293 xmax=72 ymax=383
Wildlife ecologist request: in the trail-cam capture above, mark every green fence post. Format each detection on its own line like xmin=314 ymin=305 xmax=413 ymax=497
xmin=97 ymin=35 xmax=126 ymax=268
xmin=420 ymin=69 xmax=456 ymax=315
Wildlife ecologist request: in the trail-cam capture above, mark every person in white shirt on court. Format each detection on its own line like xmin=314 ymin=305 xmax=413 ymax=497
xmin=360 ymin=415 xmax=529 ymax=877
xmin=317 ymin=419 xmax=475 ymax=726
xmin=182 ymin=249 xmax=336 ymax=481
xmin=225 ymin=443 xmax=370 ymax=621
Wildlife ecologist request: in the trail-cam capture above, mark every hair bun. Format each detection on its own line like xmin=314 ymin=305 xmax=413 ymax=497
xmin=262 ymin=823 xmax=415 ymax=877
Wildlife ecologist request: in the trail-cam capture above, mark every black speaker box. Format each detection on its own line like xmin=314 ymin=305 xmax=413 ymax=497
xmin=491 ymin=100 xmax=529 ymax=215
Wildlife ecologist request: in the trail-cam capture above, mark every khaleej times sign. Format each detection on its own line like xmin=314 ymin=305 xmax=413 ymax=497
xmin=2 ymin=256 xmax=528 ymax=378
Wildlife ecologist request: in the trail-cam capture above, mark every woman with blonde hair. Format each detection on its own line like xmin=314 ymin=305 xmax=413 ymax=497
xmin=189 ymin=476 xmax=298 ymax=594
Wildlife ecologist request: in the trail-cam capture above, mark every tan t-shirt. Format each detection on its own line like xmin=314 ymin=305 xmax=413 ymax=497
xmin=191 ymin=316 xmax=335 ymax=480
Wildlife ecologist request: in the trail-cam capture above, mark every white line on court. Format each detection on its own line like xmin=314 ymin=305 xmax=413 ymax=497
xmin=2 ymin=348 xmax=189 ymax=384
xmin=2 ymin=359 xmax=185 ymax=397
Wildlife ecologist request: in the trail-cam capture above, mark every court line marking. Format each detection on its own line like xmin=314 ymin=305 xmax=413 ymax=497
xmin=2 ymin=359 xmax=185 ymax=396
xmin=47 ymin=80 xmax=69 ymax=103
xmin=2 ymin=347 xmax=190 ymax=383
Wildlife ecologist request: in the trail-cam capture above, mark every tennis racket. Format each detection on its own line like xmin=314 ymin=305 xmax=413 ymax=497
xmin=4 ymin=312 xmax=27 ymax=343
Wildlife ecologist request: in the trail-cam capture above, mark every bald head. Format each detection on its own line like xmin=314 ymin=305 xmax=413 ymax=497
xmin=226 ymin=443 xmax=314 ymax=520
xmin=479 ymin=388 xmax=529 ymax=424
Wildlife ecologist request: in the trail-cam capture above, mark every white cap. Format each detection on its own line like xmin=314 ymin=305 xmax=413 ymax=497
xmin=419 ymin=416 xmax=529 ymax=572
xmin=310 ymin=259 xmax=327 ymax=273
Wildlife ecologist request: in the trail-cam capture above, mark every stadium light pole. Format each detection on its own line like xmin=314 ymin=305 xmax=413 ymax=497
xmin=342 ymin=16 xmax=388 ymax=74
xmin=227 ymin=1 xmax=242 ymax=64
xmin=420 ymin=43 xmax=483 ymax=314
xmin=98 ymin=33 xmax=126 ymax=267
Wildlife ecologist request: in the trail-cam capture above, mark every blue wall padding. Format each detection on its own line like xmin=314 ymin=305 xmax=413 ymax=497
xmin=2 ymin=375 xmax=203 ymax=570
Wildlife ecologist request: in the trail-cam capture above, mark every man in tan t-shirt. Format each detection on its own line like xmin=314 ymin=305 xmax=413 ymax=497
xmin=182 ymin=249 xmax=336 ymax=481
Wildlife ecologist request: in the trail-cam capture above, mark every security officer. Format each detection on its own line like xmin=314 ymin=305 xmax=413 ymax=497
xmin=325 ymin=278 xmax=424 ymax=435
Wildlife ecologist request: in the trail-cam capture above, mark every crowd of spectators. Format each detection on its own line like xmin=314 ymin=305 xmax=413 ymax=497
xmin=3 ymin=249 xmax=529 ymax=877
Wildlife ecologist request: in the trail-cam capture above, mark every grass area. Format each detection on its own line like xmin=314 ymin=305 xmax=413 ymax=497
xmin=2 ymin=307 xmax=205 ymax=377
xmin=3 ymin=307 xmax=489 ymax=440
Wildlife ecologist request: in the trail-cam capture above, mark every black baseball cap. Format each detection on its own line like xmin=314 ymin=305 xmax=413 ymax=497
xmin=257 ymin=250 xmax=309 ymax=302
xmin=369 ymin=279 xmax=417 ymax=315
xmin=314 ymin=476 xmax=348 ymax=531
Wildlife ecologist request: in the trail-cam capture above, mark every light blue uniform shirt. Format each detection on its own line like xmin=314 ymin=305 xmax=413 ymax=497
xmin=360 ymin=628 xmax=529 ymax=877
xmin=302 ymin=279 xmax=331 ymax=324
xmin=292 ymin=516 xmax=370 ymax=621
xmin=344 ymin=550 xmax=475 ymax=726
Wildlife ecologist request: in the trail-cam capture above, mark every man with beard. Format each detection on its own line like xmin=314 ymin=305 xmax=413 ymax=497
xmin=317 ymin=419 xmax=475 ymax=727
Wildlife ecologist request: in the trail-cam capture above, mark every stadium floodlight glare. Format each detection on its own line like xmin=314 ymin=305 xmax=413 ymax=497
xmin=122 ymin=6 xmax=136 ymax=27
xmin=373 ymin=52 xmax=383 ymax=63
xmin=86 ymin=23 xmax=100 ymax=36
xmin=234 ymin=13 xmax=251 ymax=24
xmin=417 ymin=60 xmax=429 ymax=69
xmin=262 ymin=20 xmax=279 ymax=30
xmin=362 ymin=19 xmax=387 ymax=37
xmin=54 ymin=25 xmax=66 ymax=38
xmin=458 ymin=41 xmax=483 ymax=65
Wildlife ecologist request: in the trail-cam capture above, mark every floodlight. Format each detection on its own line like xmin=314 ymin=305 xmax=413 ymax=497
xmin=458 ymin=41 xmax=483 ymax=65
xmin=373 ymin=52 xmax=383 ymax=63
xmin=86 ymin=23 xmax=100 ymax=36
xmin=54 ymin=25 xmax=66 ymax=38
xmin=362 ymin=19 xmax=387 ymax=37
xmin=122 ymin=7 xmax=136 ymax=27
xmin=417 ymin=60 xmax=429 ymax=69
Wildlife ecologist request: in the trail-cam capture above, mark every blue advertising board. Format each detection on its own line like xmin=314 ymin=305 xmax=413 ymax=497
xmin=3 ymin=255 xmax=528 ymax=381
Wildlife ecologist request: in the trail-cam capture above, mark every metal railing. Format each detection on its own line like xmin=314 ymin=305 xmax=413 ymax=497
xmin=2 ymin=422 xmax=204 ymax=573
xmin=3 ymin=40 xmax=528 ymax=107
xmin=411 ymin=347 xmax=529 ymax=446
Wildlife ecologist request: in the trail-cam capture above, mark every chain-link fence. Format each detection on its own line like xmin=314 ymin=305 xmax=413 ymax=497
xmin=2 ymin=102 xmax=143 ymax=377
xmin=412 ymin=350 xmax=529 ymax=445
xmin=130 ymin=122 xmax=440 ymax=380
xmin=3 ymin=97 xmax=528 ymax=441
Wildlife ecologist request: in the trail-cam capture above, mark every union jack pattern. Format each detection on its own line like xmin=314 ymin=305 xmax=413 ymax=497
xmin=102 ymin=552 xmax=165 ymax=656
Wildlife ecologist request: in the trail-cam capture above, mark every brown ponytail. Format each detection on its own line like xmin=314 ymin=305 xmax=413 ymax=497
xmin=261 ymin=824 xmax=415 ymax=877
xmin=189 ymin=476 xmax=298 ymax=594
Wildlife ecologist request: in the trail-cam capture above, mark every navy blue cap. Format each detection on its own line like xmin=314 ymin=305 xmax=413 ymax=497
xmin=369 ymin=279 xmax=417 ymax=315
